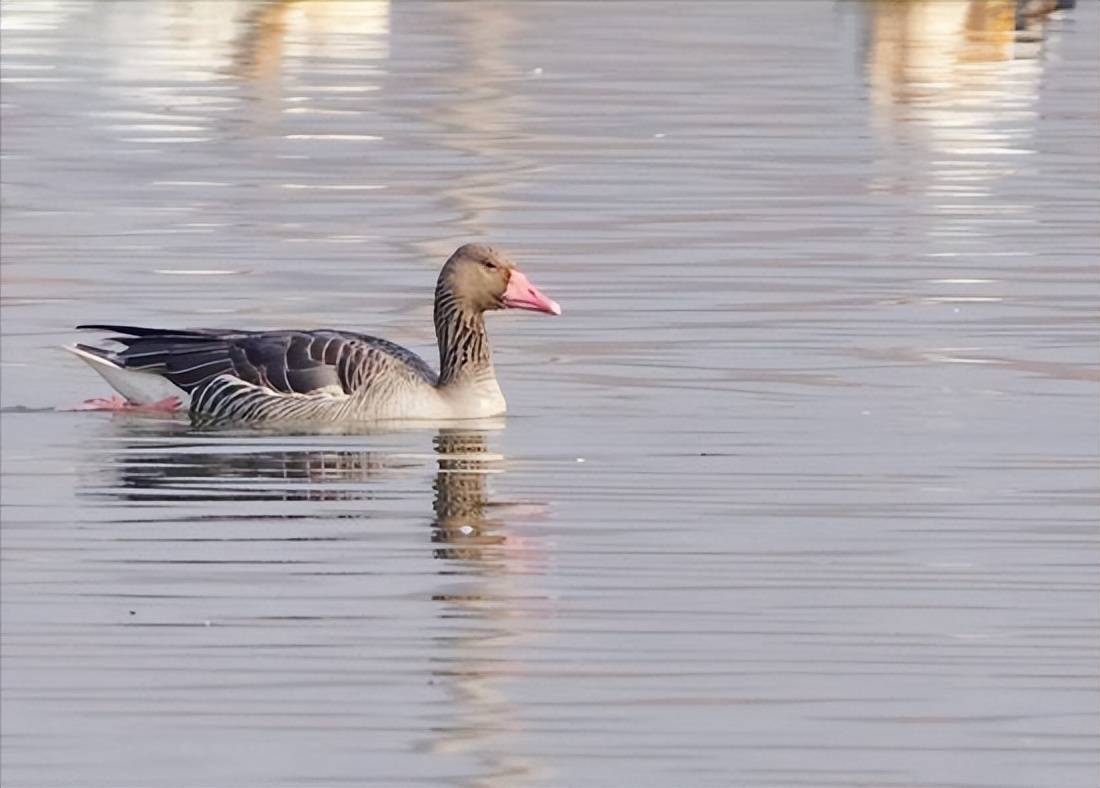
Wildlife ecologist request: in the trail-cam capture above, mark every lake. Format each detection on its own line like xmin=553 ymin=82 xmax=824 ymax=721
xmin=1 ymin=1 xmax=1097 ymax=786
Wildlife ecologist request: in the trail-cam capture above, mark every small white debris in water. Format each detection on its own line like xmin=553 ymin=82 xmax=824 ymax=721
xmin=154 ymin=269 xmax=242 ymax=276
xmin=861 ymin=410 xmax=871 ymax=416
xmin=529 ymin=67 xmax=543 ymax=76
xmin=459 ymin=525 xmax=474 ymax=535
xmin=654 ymin=133 xmax=666 ymax=138
xmin=576 ymin=458 xmax=586 ymax=463
xmin=203 ymin=620 xmax=211 ymax=627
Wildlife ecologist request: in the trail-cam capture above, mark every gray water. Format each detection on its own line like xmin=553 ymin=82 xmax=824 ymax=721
xmin=2 ymin=2 xmax=1098 ymax=787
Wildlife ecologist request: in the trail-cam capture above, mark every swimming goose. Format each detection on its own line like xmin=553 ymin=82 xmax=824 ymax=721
xmin=68 ymin=244 xmax=561 ymax=424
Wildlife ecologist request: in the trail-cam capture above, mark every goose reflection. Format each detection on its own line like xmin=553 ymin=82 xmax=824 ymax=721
xmin=81 ymin=421 xmax=543 ymax=567
xmin=87 ymin=437 xmax=407 ymax=505
xmin=431 ymin=430 xmax=508 ymax=561
xmin=88 ymin=425 xmax=511 ymax=556
xmin=83 ymin=423 xmax=542 ymax=784
xmin=426 ymin=430 xmax=546 ymax=786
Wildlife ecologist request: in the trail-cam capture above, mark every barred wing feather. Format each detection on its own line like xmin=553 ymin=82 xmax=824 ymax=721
xmin=76 ymin=325 xmax=439 ymax=421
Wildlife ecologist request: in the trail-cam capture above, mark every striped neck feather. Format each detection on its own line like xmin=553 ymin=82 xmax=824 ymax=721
xmin=434 ymin=287 xmax=493 ymax=387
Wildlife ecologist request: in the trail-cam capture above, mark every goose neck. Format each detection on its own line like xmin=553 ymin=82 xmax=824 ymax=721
xmin=435 ymin=297 xmax=493 ymax=387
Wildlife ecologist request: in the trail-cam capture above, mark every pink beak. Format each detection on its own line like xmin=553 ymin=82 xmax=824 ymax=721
xmin=501 ymin=269 xmax=562 ymax=315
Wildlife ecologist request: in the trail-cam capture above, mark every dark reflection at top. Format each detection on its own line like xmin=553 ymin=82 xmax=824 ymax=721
xmin=82 ymin=422 xmax=510 ymax=564
xmin=86 ymin=441 xmax=403 ymax=505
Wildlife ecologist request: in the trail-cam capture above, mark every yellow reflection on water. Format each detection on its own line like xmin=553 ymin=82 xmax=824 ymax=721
xmin=861 ymin=0 xmax=1077 ymax=363
xmin=233 ymin=0 xmax=390 ymax=83
xmin=866 ymin=0 xmax=1043 ymax=124
xmin=863 ymin=0 xmax=1065 ymax=204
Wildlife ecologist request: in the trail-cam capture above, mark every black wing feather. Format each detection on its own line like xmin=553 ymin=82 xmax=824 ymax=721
xmin=77 ymin=325 xmax=436 ymax=396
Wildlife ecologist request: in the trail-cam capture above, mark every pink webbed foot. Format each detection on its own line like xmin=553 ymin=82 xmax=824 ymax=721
xmin=74 ymin=395 xmax=129 ymax=411
xmin=74 ymin=395 xmax=182 ymax=413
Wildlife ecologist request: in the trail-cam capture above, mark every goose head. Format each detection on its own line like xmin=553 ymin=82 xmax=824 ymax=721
xmin=438 ymin=244 xmax=561 ymax=316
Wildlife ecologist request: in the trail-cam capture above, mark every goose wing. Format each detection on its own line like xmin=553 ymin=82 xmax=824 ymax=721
xmin=76 ymin=325 xmax=438 ymax=396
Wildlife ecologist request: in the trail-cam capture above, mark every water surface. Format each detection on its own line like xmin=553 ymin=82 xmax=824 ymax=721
xmin=2 ymin=2 xmax=1098 ymax=786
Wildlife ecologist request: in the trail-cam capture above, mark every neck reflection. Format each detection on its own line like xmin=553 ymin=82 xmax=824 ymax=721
xmin=427 ymin=429 xmax=545 ymax=787
xmin=431 ymin=429 xmax=504 ymax=561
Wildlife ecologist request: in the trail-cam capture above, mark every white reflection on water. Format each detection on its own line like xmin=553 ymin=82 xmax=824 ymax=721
xmin=854 ymin=0 xmax=1097 ymax=379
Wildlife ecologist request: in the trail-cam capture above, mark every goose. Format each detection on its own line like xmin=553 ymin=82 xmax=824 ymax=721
xmin=68 ymin=244 xmax=561 ymax=424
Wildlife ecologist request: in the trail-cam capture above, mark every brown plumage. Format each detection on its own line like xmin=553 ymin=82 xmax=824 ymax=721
xmin=71 ymin=244 xmax=561 ymax=425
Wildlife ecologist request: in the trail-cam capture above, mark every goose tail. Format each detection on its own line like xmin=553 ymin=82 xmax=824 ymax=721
xmin=64 ymin=345 xmax=191 ymax=407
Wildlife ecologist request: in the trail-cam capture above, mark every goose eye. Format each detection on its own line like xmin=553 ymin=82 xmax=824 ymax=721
xmin=481 ymin=261 xmax=496 ymax=270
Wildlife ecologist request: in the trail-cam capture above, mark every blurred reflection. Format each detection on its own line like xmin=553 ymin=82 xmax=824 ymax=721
xmin=233 ymin=1 xmax=296 ymax=87
xmin=229 ymin=0 xmax=390 ymax=138
xmin=427 ymin=2 xmax=532 ymax=244
xmin=862 ymin=0 xmax=1071 ymax=220
xmin=427 ymin=430 xmax=545 ymax=787
xmin=83 ymin=424 xmax=543 ymax=784
xmin=232 ymin=0 xmax=390 ymax=83
xmin=865 ymin=0 xmax=1052 ymax=121
xmin=239 ymin=0 xmax=536 ymax=267
xmin=225 ymin=0 xmax=523 ymax=260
